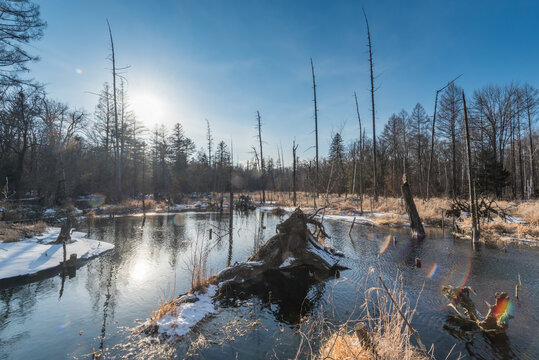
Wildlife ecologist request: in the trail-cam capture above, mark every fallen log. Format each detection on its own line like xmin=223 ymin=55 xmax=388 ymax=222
xmin=442 ymin=285 xmax=512 ymax=334
xmin=216 ymin=208 xmax=346 ymax=294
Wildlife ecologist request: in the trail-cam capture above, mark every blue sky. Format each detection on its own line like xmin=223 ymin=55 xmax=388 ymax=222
xmin=29 ymin=0 xmax=539 ymax=164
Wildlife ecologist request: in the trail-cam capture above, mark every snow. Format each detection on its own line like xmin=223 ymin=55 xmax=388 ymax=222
xmin=305 ymin=239 xmax=339 ymax=267
xmin=43 ymin=208 xmax=56 ymax=215
xmin=156 ymin=285 xmax=217 ymax=337
xmin=505 ymin=216 xmax=526 ymax=224
xmin=0 ymin=227 xmax=114 ymax=280
xmin=279 ymin=257 xmax=296 ymax=268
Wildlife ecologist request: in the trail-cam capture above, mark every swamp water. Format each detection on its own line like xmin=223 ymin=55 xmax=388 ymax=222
xmin=0 ymin=211 xmax=538 ymax=359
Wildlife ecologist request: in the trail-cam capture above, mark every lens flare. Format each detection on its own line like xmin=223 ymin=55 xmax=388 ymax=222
xmin=427 ymin=263 xmax=439 ymax=279
xmin=57 ymin=314 xmax=71 ymax=331
xmin=443 ymin=252 xmax=473 ymax=303
xmin=493 ymin=297 xmax=514 ymax=322
xmin=88 ymin=193 xmax=105 ymax=208
xmin=172 ymin=213 xmax=185 ymax=226
xmin=379 ymin=234 xmax=391 ymax=254
xmin=73 ymin=67 xmax=83 ymax=75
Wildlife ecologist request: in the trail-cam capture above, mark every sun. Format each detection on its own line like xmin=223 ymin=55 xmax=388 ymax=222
xmin=131 ymin=92 xmax=166 ymax=128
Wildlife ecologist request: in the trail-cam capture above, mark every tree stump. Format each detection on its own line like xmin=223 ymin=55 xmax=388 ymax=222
xmin=401 ymin=175 xmax=425 ymax=240
xmin=216 ymin=209 xmax=346 ymax=294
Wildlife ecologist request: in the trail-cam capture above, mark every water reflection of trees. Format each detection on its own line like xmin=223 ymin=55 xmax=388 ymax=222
xmin=0 ymin=278 xmax=58 ymax=351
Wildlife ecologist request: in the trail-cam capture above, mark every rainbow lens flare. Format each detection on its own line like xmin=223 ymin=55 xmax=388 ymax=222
xmin=57 ymin=314 xmax=71 ymax=331
xmin=379 ymin=234 xmax=391 ymax=254
xmin=88 ymin=193 xmax=105 ymax=208
xmin=443 ymin=252 xmax=474 ymax=303
xmin=172 ymin=213 xmax=184 ymax=226
xmin=73 ymin=67 xmax=83 ymax=75
xmin=493 ymin=297 xmax=514 ymax=322
xmin=427 ymin=263 xmax=439 ymax=279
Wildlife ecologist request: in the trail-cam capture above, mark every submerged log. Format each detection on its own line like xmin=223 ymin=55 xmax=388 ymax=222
xmin=442 ymin=285 xmax=512 ymax=334
xmin=401 ymin=175 xmax=425 ymax=240
xmin=216 ymin=208 xmax=346 ymax=293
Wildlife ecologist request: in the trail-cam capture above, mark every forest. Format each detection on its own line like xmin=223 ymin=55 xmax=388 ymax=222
xmin=0 ymin=3 xmax=537 ymax=209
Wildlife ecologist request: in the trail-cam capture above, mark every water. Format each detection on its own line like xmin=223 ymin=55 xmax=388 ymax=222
xmin=0 ymin=211 xmax=538 ymax=359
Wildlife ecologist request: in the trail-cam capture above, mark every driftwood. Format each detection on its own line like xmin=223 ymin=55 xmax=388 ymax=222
xmin=216 ymin=208 xmax=346 ymax=295
xmin=401 ymin=175 xmax=425 ymax=240
xmin=442 ymin=285 xmax=512 ymax=334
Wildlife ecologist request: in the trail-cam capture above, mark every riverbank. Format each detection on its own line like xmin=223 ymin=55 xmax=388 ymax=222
xmin=0 ymin=226 xmax=114 ymax=282
xmin=2 ymin=192 xmax=538 ymax=245
xmin=243 ymin=191 xmax=539 ymax=245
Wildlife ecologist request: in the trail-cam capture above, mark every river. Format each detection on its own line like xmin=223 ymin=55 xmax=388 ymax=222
xmin=0 ymin=211 xmax=537 ymax=359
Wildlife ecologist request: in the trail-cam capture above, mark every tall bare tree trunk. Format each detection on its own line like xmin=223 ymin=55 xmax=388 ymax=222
xmin=310 ymin=58 xmax=319 ymax=201
xmin=362 ymin=9 xmax=377 ymax=202
xmin=107 ymin=19 xmax=122 ymax=201
xmin=526 ymin=96 xmax=536 ymax=195
xmin=293 ymin=141 xmax=298 ymax=206
xmin=257 ymin=111 xmax=265 ymax=203
xmin=463 ymin=91 xmax=479 ymax=244
xmin=427 ymin=75 xmax=462 ymax=199
xmin=427 ymin=91 xmax=439 ymax=200
xmin=517 ymin=108 xmax=525 ymax=199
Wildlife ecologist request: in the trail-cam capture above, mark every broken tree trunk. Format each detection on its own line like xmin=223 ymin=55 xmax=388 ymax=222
xmin=401 ymin=175 xmax=425 ymax=240
xmin=442 ymin=285 xmax=512 ymax=334
xmin=215 ymin=208 xmax=346 ymax=293
xmin=53 ymin=216 xmax=74 ymax=267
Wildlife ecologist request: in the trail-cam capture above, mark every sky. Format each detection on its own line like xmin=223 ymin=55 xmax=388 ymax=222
xmin=28 ymin=0 xmax=539 ymax=164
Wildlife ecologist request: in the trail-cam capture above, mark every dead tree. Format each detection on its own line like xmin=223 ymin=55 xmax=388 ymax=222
xmin=426 ymin=74 xmax=462 ymax=199
xmin=310 ymin=58 xmax=319 ymax=200
xmin=362 ymin=8 xmax=377 ymax=202
xmin=442 ymin=286 xmax=512 ymax=334
xmin=292 ymin=140 xmax=298 ymax=206
xmin=354 ymin=91 xmax=365 ymax=213
xmin=462 ymin=91 xmax=479 ymax=243
xmin=215 ymin=209 xmax=346 ymax=292
xmin=256 ymin=111 xmax=266 ymax=203
xmin=107 ymin=19 xmax=122 ymax=201
xmin=401 ymin=175 xmax=425 ymax=240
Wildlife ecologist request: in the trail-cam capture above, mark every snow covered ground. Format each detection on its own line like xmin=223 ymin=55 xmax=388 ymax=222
xmin=0 ymin=227 xmax=114 ymax=280
xmin=155 ymin=285 xmax=218 ymax=337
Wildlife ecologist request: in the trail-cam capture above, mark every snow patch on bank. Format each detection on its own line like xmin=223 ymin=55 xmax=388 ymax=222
xmin=0 ymin=227 xmax=114 ymax=280
xmin=156 ymin=285 xmax=218 ymax=338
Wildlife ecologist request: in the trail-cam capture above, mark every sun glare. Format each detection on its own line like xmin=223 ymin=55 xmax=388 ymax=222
xmin=131 ymin=92 xmax=166 ymax=128
xmin=131 ymin=260 xmax=150 ymax=282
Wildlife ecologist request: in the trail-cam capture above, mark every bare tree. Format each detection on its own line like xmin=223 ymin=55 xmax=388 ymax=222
xmin=0 ymin=0 xmax=46 ymax=85
xmin=426 ymin=74 xmax=462 ymax=199
xmin=463 ymin=91 xmax=479 ymax=244
xmin=362 ymin=8 xmax=377 ymax=201
xmin=256 ymin=111 xmax=265 ymax=203
xmin=354 ymin=91 xmax=365 ymax=212
xmin=523 ymin=84 xmax=538 ymax=194
xmin=292 ymin=140 xmax=298 ymax=206
xmin=107 ymin=19 xmax=122 ymax=200
xmin=310 ymin=58 xmax=319 ymax=200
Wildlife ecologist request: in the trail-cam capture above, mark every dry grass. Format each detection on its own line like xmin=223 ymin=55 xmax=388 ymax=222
xmin=246 ymin=191 xmax=451 ymax=226
xmin=246 ymin=191 xmax=539 ymax=241
xmin=317 ymin=327 xmax=369 ymax=360
xmin=0 ymin=221 xmax=47 ymax=243
xmin=296 ymin=271 xmax=434 ymax=360
xmin=514 ymin=201 xmax=539 ymax=226
xmin=151 ymin=297 xmax=180 ymax=322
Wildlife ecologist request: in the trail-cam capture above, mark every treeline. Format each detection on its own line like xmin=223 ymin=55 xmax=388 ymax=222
xmin=0 ymin=1 xmax=538 ymax=206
